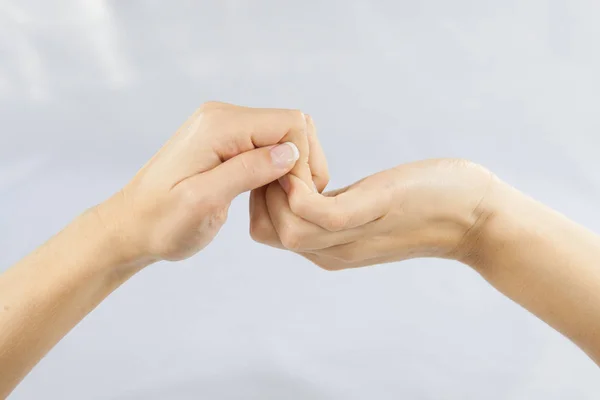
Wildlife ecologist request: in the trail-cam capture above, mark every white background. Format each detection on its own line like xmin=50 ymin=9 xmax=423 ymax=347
xmin=1 ymin=1 xmax=599 ymax=398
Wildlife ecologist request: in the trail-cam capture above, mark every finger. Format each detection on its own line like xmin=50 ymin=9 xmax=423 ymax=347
xmin=198 ymin=142 xmax=300 ymax=202
xmin=206 ymin=105 xmax=311 ymax=171
xmin=169 ymin=103 xmax=312 ymax=186
xmin=249 ymin=187 xmax=284 ymax=249
xmin=315 ymin=240 xmax=437 ymax=264
xmin=300 ymin=251 xmax=400 ymax=271
xmin=205 ymin=102 xmax=308 ymax=151
xmin=265 ymin=181 xmax=366 ymax=251
xmin=283 ymin=122 xmax=312 ymax=189
xmin=283 ymin=174 xmax=394 ymax=232
xmin=300 ymin=252 xmax=348 ymax=271
xmin=224 ymin=105 xmax=313 ymax=188
xmin=304 ymin=114 xmax=329 ymax=192
xmin=305 ymin=237 xmax=397 ymax=264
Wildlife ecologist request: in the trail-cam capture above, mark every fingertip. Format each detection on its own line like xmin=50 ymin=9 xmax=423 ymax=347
xmin=270 ymin=142 xmax=299 ymax=169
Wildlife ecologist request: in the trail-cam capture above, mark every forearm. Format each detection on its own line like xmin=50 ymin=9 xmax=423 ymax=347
xmin=467 ymin=179 xmax=600 ymax=364
xmin=0 ymin=198 xmax=148 ymax=397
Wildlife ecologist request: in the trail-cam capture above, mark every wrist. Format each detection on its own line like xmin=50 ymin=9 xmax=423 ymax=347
xmin=91 ymin=192 xmax=157 ymax=273
xmin=455 ymin=176 xmax=528 ymax=272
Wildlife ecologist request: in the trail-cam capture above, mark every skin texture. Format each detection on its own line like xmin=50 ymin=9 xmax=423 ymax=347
xmin=2 ymin=101 xmax=600 ymax=397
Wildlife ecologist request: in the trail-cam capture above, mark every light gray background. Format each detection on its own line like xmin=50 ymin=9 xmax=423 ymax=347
xmin=1 ymin=0 xmax=599 ymax=399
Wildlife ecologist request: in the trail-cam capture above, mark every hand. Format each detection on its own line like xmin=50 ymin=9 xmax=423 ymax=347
xmin=97 ymin=102 xmax=326 ymax=263
xmin=251 ymin=159 xmax=494 ymax=270
xmin=249 ymin=114 xmax=330 ymax=247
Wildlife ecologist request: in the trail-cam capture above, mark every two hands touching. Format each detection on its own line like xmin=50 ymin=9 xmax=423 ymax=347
xmin=3 ymin=101 xmax=600 ymax=398
xmin=101 ymin=101 xmax=492 ymax=271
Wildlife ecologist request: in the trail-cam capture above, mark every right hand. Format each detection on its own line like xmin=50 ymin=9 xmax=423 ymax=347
xmin=251 ymin=159 xmax=496 ymax=270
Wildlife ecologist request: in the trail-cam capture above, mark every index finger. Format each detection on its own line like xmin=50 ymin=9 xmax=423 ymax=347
xmin=168 ymin=102 xmax=312 ymax=188
xmin=216 ymin=104 xmax=313 ymax=186
xmin=305 ymin=114 xmax=329 ymax=192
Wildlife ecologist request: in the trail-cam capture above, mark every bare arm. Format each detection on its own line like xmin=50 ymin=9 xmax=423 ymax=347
xmin=468 ymin=178 xmax=600 ymax=364
xmin=253 ymin=158 xmax=600 ymax=365
xmin=0 ymin=201 xmax=146 ymax=397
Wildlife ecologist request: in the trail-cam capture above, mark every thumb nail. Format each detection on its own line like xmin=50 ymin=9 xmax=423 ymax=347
xmin=270 ymin=142 xmax=299 ymax=168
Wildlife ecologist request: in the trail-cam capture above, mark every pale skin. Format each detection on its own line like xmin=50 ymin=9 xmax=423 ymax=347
xmin=1 ymin=102 xmax=599 ymax=397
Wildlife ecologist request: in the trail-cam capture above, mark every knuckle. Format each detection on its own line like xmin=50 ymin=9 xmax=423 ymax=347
xmin=445 ymin=158 xmax=482 ymax=172
xmin=315 ymin=260 xmax=343 ymax=272
xmin=199 ymin=103 xmax=228 ymax=125
xmin=281 ymin=109 xmax=306 ymax=132
xmin=199 ymin=101 xmax=226 ymax=112
xmin=249 ymin=217 xmax=273 ymax=243
xmin=279 ymin=224 xmax=305 ymax=251
xmin=249 ymin=225 xmax=264 ymax=243
xmin=288 ymin=109 xmax=305 ymax=123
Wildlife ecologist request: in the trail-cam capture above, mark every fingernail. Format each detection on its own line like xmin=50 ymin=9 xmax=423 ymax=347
xmin=278 ymin=176 xmax=290 ymax=193
xmin=270 ymin=142 xmax=299 ymax=168
xmin=313 ymin=182 xmax=318 ymax=192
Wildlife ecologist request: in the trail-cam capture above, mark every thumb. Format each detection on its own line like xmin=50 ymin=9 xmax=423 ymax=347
xmin=204 ymin=142 xmax=300 ymax=202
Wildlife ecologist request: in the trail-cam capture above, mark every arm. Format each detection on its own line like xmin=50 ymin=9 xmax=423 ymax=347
xmin=468 ymin=178 xmax=600 ymax=365
xmin=0 ymin=201 xmax=146 ymax=397
xmin=0 ymin=102 xmax=328 ymax=397
xmin=252 ymin=158 xmax=600 ymax=365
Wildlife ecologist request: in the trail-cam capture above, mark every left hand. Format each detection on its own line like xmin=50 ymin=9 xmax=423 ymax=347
xmin=250 ymin=158 xmax=495 ymax=270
